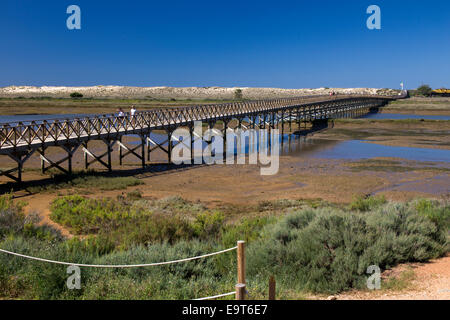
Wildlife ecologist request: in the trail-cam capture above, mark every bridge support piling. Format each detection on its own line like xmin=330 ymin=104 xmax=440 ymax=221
xmin=141 ymin=135 xmax=146 ymax=168
xmin=118 ymin=136 xmax=123 ymax=166
xmin=118 ymin=135 xmax=146 ymax=169
xmin=82 ymin=139 xmax=115 ymax=172
xmin=106 ymin=139 xmax=113 ymax=172
xmin=189 ymin=125 xmax=194 ymax=163
xmin=40 ymin=147 xmax=46 ymax=173
xmin=147 ymin=133 xmax=169 ymax=164
xmin=167 ymin=129 xmax=173 ymax=164
xmin=38 ymin=145 xmax=78 ymax=175
xmin=0 ymin=150 xmax=36 ymax=183
xmin=147 ymin=131 xmax=152 ymax=162
xmin=289 ymin=110 xmax=292 ymax=132
xmin=223 ymin=120 xmax=228 ymax=161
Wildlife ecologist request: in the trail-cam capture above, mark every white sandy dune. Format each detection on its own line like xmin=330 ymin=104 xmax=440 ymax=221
xmin=0 ymin=86 xmax=399 ymax=99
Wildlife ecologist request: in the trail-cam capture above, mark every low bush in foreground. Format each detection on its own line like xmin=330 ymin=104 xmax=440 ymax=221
xmin=0 ymin=194 xmax=448 ymax=299
xmin=247 ymin=202 xmax=448 ymax=293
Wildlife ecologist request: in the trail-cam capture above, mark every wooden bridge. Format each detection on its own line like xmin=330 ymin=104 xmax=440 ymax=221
xmin=0 ymin=93 xmax=404 ymax=183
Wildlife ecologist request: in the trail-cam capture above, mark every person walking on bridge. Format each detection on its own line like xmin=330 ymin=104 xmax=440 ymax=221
xmin=117 ymin=108 xmax=126 ymax=127
xmin=130 ymin=105 xmax=137 ymax=126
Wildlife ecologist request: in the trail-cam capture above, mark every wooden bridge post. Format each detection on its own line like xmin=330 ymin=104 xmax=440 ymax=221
xmin=235 ymin=283 xmax=246 ymax=300
xmin=118 ymin=136 xmax=123 ymax=166
xmin=289 ymin=110 xmax=292 ymax=132
xmin=167 ymin=129 xmax=173 ymax=164
xmin=17 ymin=160 xmax=22 ymax=183
xmin=83 ymin=142 xmax=88 ymax=170
xmin=270 ymin=113 xmax=274 ymax=132
xmin=237 ymin=240 xmax=246 ymax=284
xmin=223 ymin=120 xmax=228 ymax=161
xmin=189 ymin=125 xmax=194 ymax=163
xmin=5 ymin=150 xmax=36 ymax=184
xmin=268 ymin=276 xmax=276 ymax=300
xmin=65 ymin=145 xmax=73 ymax=174
xmin=147 ymin=130 xmax=152 ymax=161
xmin=141 ymin=134 xmax=146 ymax=169
xmin=82 ymin=140 xmax=115 ymax=172
xmin=40 ymin=147 xmax=46 ymax=173
xmin=106 ymin=140 xmax=112 ymax=172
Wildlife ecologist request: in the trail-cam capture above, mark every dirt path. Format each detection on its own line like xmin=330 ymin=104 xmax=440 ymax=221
xmin=311 ymin=255 xmax=450 ymax=300
xmin=22 ymin=193 xmax=72 ymax=238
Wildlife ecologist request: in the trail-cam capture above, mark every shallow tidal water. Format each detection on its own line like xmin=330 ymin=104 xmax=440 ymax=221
xmin=363 ymin=113 xmax=450 ymax=120
xmin=297 ymin=139 xmax=450 ymax=162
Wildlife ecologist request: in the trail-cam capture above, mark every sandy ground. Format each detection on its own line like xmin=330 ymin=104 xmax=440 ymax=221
xmin=0 ymin=86 xmax=399 ymax=99
xmin=309 ymin=254 xmax=450 ymax=300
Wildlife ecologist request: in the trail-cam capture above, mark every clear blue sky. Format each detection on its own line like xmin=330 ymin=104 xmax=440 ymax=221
xmin=1 ymin=0 xmax=449 ymax=89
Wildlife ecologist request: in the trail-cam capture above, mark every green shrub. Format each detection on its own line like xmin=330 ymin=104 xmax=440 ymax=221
xmin=70 ymin=92 xmax=83 ymax=98
xmin=247 ymin=203 xmax=448 ymax=294
xmin=153 ymin=196 xmax=205 ymax=214
xmin=348 ymin=195 xmax=387 ymax=212
xmin=50 ymin=196 xmax=225 ymax=247
xmin=416 ymin=85 xmax=432 ymax=97
xmin=191 ymin=211 xmax=224 ymax=239
xmin=50 ymin=195 xmax=135 ymax=234
xmin=221 ymin=216 xmax=275 ymax=247
xmin=0 ymin=194 xmax=60 ymax=241
xmin=415 ymin=199 xmax=450 ymax=231
xmin=0 ymin=194 xmax=26 ymax=238
xmin=126 ymin=190 xmax=142 ymax=200
xmin=234 ymin=89 xmax=243 ymax=100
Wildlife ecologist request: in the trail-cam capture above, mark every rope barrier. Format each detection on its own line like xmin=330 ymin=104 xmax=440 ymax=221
xmin=0 ymin=246 xmax=237 ymax=268
xmin=193 ymin=291 xmax=236 ymax=301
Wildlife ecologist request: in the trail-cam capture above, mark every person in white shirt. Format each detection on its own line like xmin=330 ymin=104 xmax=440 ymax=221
xmin=130 ymin=106 xmax=136 ymax=125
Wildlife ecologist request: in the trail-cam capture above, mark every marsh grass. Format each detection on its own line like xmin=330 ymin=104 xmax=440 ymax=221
xmin=348 ymin=195 xmax=387 ymax=211
xmin=347 ymin=165 xmax=448 ymax=173
xmin=345 ymin=159 xmax=450 ymax=173
xmin=23 ymin=170 xmax=143 ymax=193
xmin=382 ymin=268 xmax=416 ymax=291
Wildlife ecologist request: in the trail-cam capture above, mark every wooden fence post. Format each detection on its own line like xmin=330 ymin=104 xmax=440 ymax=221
xmin=235 ymin=283 xmax=246 ymax=300
xmin=268 ymin=276 xmax=276 ymax=300
xmin=237 ymin=240 xmax=246 ymax=284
